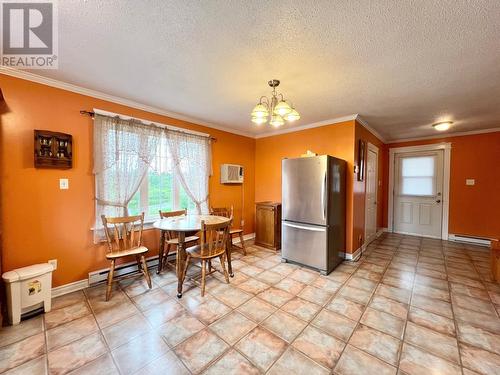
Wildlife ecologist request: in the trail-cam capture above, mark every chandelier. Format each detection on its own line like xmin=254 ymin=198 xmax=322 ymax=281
xmin=251 ymin=79 xmax=300 ymax=127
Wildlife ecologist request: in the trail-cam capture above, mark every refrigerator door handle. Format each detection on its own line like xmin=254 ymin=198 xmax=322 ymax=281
xmin=283 ymin=222 xmax=326 ymax=232
xmin=321 ymin=172 xmax=327 ymax=221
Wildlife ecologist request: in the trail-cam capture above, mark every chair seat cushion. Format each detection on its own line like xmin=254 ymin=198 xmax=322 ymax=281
xmin=106 ymin=246 xmax=149 ymax=259
xmin=186 ymin=244 xmax=225 ymax=258
xmin=166 ymin=236 xmax=199 ymax=245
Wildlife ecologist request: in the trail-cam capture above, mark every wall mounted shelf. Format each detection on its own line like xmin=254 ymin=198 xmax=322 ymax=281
xmin=34 ymin=130 xmax=73 ymax=169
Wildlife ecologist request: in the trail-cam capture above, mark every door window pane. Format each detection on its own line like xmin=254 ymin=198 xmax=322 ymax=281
xmin=400 ymin=156 xmax=436 ymax=196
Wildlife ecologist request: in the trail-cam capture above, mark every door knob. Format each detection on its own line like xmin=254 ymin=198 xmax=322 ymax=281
xmin=436 ymin=199 xmax=441 ymax=203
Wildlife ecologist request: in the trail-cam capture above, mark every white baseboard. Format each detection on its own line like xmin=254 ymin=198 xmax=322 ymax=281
xmin=343 ymin=228 xmax=385 ymax=261
xmin=52 ymin=233 xmax=256 ymax=296
xmin=52 ymin=279 xmax=89 ymax=298
xmin=448 ymin=234 xmax=491 ymax=247
xmin=233 ymin=233 xmax=256 ymax=244
xmin=341 ymin=246 xmax=363 ymax=261
xmin=88 ymin=232 xmax=255 ymax=286
xmin=88 ymin=254 xmax=160 ymax=285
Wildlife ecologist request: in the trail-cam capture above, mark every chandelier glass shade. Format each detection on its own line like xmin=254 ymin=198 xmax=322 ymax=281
xmin=251 ymin=80 xmax=300 ymax=127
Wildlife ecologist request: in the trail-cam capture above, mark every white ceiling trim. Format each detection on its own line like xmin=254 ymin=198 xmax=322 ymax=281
xmin=355 ymin=115 xmax=387 ymax=143
xmin=0 ymin=67 xmax=255 ymax=138
xmin=3 ymin=67 xmax=498 ymax=144
xmin=386 ymin=127 xmax=500 ymax=144
xmin=254 ymin=115 xmax=359 ymax=139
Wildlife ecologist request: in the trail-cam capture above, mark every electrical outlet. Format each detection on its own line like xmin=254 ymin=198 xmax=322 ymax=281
xmin=466 ymin=179 xmax=475 ymax=186
xmin=241 ymin=219 xmax=245 ymax=226
xmin=48 ymin=259 xmax=57 ymax=270
xmin=59 ymin=178 xmax=69 ymax=190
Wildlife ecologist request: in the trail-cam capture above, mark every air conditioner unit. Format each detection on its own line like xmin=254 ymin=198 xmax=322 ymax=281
xmin=220 ymin=164 xmax=244 ymax=184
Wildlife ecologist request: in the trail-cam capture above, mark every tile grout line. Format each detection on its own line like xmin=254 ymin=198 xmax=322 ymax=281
xmin=331 ymin=235 xmax=402 ymax=374
xmin=3 ymin=237 xmax=497 ymax=375
xmin=42 ymin=310 xmax=49 ymax=374
xmin=443 ymin=243 xmax=467 ymax=375
xmin=455 ymin=243 xmax=500 ymax=362
xmin=395 ymin=236 xmax=421 ymax=374
xmin=267 ymin=269 xmax=350 ymax=373
xmin=357 ymin=236 xmax=406 ymax=371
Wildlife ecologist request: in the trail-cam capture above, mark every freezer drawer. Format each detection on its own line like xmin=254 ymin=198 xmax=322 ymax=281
xmin=282 ymin=221 xmax=328 ymax=271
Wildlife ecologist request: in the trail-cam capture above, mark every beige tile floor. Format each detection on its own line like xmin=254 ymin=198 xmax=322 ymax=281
xmin=1 ymin=233 xmax=500 ymax=374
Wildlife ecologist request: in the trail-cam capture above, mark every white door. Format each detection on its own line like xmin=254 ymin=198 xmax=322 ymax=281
xmin=365 ymin=147 xmax=378 ymax=243
xmin=393 ymin=150 xmax=444 ymax=238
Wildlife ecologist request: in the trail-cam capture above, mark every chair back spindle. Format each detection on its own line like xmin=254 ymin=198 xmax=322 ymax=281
xmin=101 ymin=213 xmax=145 ymax=252
xmin=199 ymin=219 xmax=231 ymax=257
xmin=100 ymin=212 xmax=151 ymax=301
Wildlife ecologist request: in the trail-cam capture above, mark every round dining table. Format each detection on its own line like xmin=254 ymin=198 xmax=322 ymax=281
xmin=153 ymin=214 xmax=233 ymax=298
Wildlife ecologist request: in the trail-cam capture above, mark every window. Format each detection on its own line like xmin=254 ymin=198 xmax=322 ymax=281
xmin=128 ymin=138 xmax=195 ymax=221
xmin=399 ymin=155 xmax=436 ymax=196
xmin=93 ymin=113 xmax=211 ymax=242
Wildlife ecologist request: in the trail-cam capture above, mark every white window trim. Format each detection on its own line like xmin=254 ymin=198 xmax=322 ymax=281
xmin=388 ymin=143 xmax=451 ymax=240
xmin=134 ymin=170 xmax=192 ymax=223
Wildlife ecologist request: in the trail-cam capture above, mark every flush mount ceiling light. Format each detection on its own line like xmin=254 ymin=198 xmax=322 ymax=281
xmin=251 ymin=80 xmax=300 ymax=127
xmin=432 ymin=121 xmax=453 ymax=131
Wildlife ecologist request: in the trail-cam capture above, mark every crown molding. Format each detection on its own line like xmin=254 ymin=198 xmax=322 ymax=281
xmin=355 ymin=115 xmax=387 ymax=143
xmin=0 ymin=67 xmax=255 ymax=138
xmin=386 ymin=127 xmax=500 ymax=144
xmin=3 ymin=68 xmax=499 ymax=143
xmin=254 ymin=114 xmax=359 ymax=139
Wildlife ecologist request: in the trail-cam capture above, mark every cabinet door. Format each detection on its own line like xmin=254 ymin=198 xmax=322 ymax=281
xmin=256 ymin=206 xmax=275 ymax=247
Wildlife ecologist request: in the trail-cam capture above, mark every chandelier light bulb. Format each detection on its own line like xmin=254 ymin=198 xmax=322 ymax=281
xmin=251 ymin=116 xmax=267 ymax=125
xmin=251 ymin=103 xmax=269 ymax=118
xmin=270 ymin=115 xmax=285 ymax=127
xmin=250 ymin=80 xmax=298 ymax=126
xmin=285 ymin=108 xmax=300 ymax=122
xmin=274 ymin=100 xmax=292 ymax=116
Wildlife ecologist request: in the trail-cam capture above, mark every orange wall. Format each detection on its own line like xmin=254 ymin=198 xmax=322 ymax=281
xmin=353 ymin=121 xmax=386 ymax=249
xmin=254 ymin=120 xmax=386 ymax=253
xmin=6 ymin=72 xmax=496 ymax=289
xmin=255 ymin=121 xmax=351 ymax=253
xmin=386 ymin=132 xmax=500 ymax=239
xmin=0 ymin=74 xmax=256 ymax=287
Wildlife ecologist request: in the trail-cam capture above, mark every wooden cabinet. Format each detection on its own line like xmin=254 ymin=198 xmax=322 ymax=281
xmin=34 ymin=130 xmax=73 ymax=169
xmin=255 ymin=202 xmax=281 ymax=251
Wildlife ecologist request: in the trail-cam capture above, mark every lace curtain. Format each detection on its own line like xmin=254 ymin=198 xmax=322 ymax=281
xmin=167 ymin=130 xmax=211 ymax=214
xmin=93 ymin=114 xmax=161 ymax=242
xmin=93 ymin=113 xmax=212 ymax=242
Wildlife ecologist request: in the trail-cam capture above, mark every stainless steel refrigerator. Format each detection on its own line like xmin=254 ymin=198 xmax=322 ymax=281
xmin=281 ymin=155 xmax=346 ymax=274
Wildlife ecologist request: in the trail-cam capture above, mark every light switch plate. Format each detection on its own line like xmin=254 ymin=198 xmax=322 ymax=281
xmin=48 ymin=259 xmax=57 ymax=270
xmin=466 ymin=179 xmax=475 ymax=186
xmin=59 ymin=178 xmax=69 ymax=190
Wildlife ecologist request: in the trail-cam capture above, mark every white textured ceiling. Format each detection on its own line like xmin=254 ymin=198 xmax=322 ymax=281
xmin=33 ymin=1 xmax=500 ymax=140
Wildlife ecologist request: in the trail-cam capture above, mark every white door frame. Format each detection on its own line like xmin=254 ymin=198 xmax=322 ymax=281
xmin=388 ymin=143 xmax=451 ymax=240
xmin=365 ymin=142 xmax=379 ymax=244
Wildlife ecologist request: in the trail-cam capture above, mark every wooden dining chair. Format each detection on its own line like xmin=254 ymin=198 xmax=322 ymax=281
xmin=157 ymin=209 xmax=199 ymax=274
xmin=210 ymin=206 xmax=247 ymax=255
xmin=101 ymin=213 xmax=151 ymax=301
xmin=181 ymin=218 xmax=232 ymax=296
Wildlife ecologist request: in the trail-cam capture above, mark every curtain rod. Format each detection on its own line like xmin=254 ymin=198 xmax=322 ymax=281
xmin=80 ymin=110 xmax=217 ymax=142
